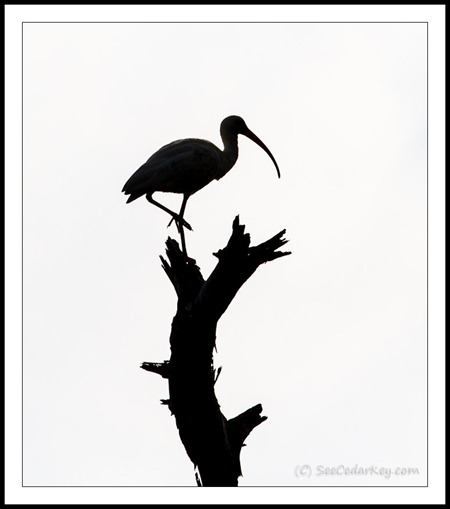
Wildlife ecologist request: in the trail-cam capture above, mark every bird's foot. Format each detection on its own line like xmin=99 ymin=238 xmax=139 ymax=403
xmin=167 ymin=216 xmax=193 ymax=231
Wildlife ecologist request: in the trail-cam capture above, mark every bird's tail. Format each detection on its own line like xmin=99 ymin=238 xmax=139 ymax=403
xmin=125 ymin=193 xmax=141 ymax=204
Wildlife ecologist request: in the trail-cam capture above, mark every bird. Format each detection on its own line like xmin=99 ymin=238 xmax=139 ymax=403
xmin=122 ymin=115 xmax=280 ymax=255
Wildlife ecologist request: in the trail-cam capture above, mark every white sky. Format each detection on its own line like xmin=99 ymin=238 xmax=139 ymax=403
xmin=6 ymin=4 xmax=446 ymax=506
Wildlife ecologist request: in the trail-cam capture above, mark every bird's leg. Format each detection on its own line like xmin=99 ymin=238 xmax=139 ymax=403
xmin=146 ymin=195 xmax=193 ymax=231
xmin=168 ymin=215 xmax=188 ymax=256
xmin=167 ymin=195 xmax=191 ymax=230
xmin=177 ymin=194 xmax=189 ymax=231
xmin=175 ymin=195 xmax=189 ymax=256
xmin=179 ymin=225 xmax=188 ymax=256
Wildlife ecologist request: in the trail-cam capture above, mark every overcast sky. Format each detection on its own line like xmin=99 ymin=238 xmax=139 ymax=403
xmin=6 ymin=4 xmax=446 ymax=506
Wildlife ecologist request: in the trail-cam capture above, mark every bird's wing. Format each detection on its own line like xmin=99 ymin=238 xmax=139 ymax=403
xmin=123 ymin=139 xmax=222 ymax=196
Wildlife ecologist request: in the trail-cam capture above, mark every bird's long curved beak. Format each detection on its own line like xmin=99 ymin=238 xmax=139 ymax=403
xmin=243 ymin=127 xmax=281 ymax=178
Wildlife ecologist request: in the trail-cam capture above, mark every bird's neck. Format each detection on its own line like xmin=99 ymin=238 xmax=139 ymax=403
xmin=218 ymin=132 xmax=239 ymax=180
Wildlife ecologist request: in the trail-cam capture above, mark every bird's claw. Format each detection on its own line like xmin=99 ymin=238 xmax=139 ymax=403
xmin=167 ymin=216 xmax=193 ymax=232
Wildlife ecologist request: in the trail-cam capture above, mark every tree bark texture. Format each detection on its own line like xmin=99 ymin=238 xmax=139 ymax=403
xmin=141 ymin=216 xmax=290 ymax=486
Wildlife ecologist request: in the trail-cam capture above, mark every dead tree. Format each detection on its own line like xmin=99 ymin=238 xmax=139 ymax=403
xmin=141 ymin=216 xmax=290 ymax=486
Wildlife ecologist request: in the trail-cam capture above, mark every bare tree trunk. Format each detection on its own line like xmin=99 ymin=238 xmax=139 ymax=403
xmin=142 ymin=216 xmax=290 ymax=486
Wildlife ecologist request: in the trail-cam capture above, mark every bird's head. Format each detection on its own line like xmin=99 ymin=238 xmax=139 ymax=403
xmin=220 ymin=115 xmax=248 ymax=135
xmin=221 ymin=116 xmax=281 ymax=178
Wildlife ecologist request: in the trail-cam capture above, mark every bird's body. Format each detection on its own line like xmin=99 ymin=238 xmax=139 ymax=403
xmin=123 ymin=116 xmax=280 ymax=254
xmin=123 ymin=138 xmax=230 ymax=201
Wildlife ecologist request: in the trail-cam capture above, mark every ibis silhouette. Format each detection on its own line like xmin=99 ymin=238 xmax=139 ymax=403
xmin=122 ymin=115 xmax=280 ymax=255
